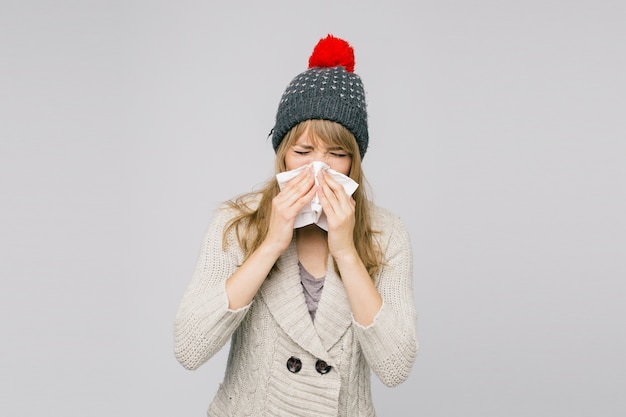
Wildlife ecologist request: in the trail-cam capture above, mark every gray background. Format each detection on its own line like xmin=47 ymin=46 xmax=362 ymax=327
xmin=1 ymin=0 xmax=625 ymax=416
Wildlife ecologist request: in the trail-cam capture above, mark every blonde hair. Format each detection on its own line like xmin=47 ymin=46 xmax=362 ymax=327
xmin=224 ymin=119 xmax=383 ymax=278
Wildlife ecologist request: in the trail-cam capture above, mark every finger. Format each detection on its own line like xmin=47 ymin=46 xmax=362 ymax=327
xmin=319 ymin=171 xmax=349 ymax=204
xmin=284 ymin=167 xmax=313 ymax=190
xmin=319 ymin=170 xmax=341 ymax=193
xmin=321 ymin=174 xmax=358 ymax=219
xmin=279 ymin=168 xmax=314 ymax=206
xmin=318 ymin=176 xmax=342 ymax=216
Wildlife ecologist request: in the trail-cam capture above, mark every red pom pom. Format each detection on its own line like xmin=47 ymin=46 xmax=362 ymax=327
xmin=308 ymin=34 xmax=355 ymax=73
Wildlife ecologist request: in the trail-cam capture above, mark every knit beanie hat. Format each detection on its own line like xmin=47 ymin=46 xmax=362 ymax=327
xmin=271 ymin=34 xmax=369 ymax=159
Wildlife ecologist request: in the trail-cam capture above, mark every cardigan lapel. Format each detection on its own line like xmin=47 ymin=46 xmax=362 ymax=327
xmin=313 ymin=256 xmax=352 ymax=352
xmin=258 ymin=238 xmax=329 ymax=361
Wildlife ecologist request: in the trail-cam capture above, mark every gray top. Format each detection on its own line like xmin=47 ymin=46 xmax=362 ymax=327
xmin=299 ymin=262 xmax=325 ymax=321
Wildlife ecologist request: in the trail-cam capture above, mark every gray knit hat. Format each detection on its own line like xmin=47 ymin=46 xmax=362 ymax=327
xmin=271 ymin=35 xmax=369 ymax=159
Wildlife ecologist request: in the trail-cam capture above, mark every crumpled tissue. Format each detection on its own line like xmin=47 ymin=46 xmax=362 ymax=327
xmin=276 ymin=161 xmax=359 ymax=231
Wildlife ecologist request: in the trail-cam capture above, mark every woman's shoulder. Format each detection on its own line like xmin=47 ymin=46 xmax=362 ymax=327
xmin=209 ymin=192 xmax=262 ymax=223
xmin=218 ymin=192 xmax=262 ymax=212
xmin=368 ymin=203 xmax=413 ymax=261
xmin=368 ymin=202 xmax=407 ymax=231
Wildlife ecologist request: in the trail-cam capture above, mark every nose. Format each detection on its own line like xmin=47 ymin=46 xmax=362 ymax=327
xmin=304 ymin=151 xmax=326 ymax=164
xmin=315 ymin=151 xmax=329 ymax=163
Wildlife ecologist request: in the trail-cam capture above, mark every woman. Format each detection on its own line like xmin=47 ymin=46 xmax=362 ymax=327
xmin=174 ymin=34 xmax=418 ymax=417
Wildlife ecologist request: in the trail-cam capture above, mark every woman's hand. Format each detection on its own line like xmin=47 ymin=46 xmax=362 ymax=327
xmin=318 ymin=170 xmax=383 ymax=326
xmin=317 ymin=170 xmax=357 ymax=259
xmin=225 ymin=168 xmax=315 ymax=310
xmin=266 ymin=166 xmax=317 ymax=253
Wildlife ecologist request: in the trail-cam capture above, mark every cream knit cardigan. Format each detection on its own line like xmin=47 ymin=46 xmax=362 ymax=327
xmin=174 ymin=200 xmax=418 ymax=417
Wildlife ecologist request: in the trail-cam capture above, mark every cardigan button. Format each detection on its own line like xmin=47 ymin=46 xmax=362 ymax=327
xmin=286 ymin=356 xmax=302 ymax=373
xmin=315 ymin=359 xmax=331 ymax=374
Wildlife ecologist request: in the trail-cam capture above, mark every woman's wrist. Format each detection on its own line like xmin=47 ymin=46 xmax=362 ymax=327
xmin=331 ymin=245 xmax=360 ymax=267
xmin=257 ymin=239 xmax=287 ymax=262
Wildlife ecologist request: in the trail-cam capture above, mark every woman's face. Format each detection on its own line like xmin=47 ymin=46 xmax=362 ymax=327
xmin=284 ymin=126 xmax=352 ymax=175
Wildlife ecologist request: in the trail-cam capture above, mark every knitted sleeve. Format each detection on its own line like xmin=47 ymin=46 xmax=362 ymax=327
xmin=174 ymin=205 xmax=250 ymax=370
xmin=353 ymin=210 xmax=418 ymax=387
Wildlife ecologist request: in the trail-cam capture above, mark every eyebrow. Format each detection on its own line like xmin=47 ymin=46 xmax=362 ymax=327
xmin=293 ymin=143 xmax=345 ymax=151
xmin=293 ymin=144 xmax=314 ymax=149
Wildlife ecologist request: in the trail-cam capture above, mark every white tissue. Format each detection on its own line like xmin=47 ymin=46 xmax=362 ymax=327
xmin=276 ymin=161 xmax=359 ymax=230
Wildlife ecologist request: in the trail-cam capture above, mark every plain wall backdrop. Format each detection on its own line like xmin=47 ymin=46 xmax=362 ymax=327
xmin=1 ymin=0 xmax=625 ymax=416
